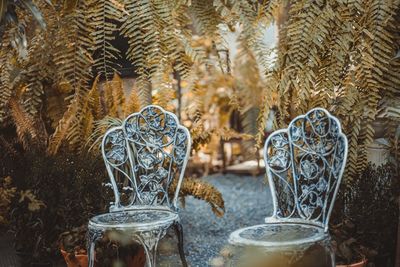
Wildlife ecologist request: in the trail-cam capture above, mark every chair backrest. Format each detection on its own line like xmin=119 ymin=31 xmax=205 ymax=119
xmin=264 ymin=108 xmax=348 ymax=231
xmin=101 ymin=105 xmax=191 ymax=212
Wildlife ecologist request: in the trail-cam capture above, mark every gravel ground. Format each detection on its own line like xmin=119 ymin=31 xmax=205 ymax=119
xmin=176 ymin=174 xmax=272 ymax=267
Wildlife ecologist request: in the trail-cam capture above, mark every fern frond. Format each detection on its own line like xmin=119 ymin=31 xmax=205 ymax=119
xmin=103 ymin=73 xmax=125 ymax=117
xmin=19 ymin=29 xmax=52 ymax=117
xmin=121 ymin=0 xmax=195 ymax=100
xmin=152 ymin=84 xmax=175 ymax=110
xmin=45 ymin=82 xmax=71 ymax=130
xmin=90 ymin=0 xmax=122 ymax=80
xmin=135 ymin=74 xmax=153 ymax=106
xmin=190 ymin=121 xmax=212 ymax=152
xmin=0 ymin=49 xmax=13 ymax=125
xmin=124 ymin=84 xmax=141 ymax=116
xmin=190 ymin=0 xmax=222 ymax=39
xmin=48 ymin=0 xmax=96 ymax=154
xmin=110 ymin=73 xmax=125 ymax=116
xmin=87 ymin=75 xmax=103 ymax=120
xmin=61 ymin=89 xmax=96 ymax=153
xmin=53 ymin=0 xmax=93 ymax=91
xmin=87 ymin=116 xmax=122 ymax=153
xmin=216 ymin=127 xmax=253 ymax=141
xmin=9 ymin=98 xmax=38 ymax=149
xmin=232 ymin=46 xmax=264 ymax=114
xmin=47 ymin=96 xmax=79 ymax=154
xmin=120 ymin=0 xmax=158 ymax=76
xmin=170 ymin=177 xmax=225 ymax=217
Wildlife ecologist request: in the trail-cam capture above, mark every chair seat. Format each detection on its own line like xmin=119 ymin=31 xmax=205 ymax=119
xmin=229 ymin=223 xmax=327 ymax=249
xmin=89 ymin=206 xmax=179 ymax=232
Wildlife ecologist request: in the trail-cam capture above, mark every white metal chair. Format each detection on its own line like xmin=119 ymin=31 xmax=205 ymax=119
xmin=87 ymin=105 xmax=191 ymax=267
xmin=229 ymin=108 xmax=348 ymax=265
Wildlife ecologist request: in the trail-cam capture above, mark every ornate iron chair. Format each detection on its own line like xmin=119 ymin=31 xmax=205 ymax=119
xmin=229 ymin=108 xmax=348 ymax=265
xmin=87 ymin=105 xmax=191 ymax=267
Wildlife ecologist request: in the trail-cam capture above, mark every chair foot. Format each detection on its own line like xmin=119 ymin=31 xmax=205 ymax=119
xmin=87 ymin=228 xmax=104 ymax=267
xmin=173 ymin=221 xmax=188 ymax=267
xmin=142 ymin=239 xmax=158 ymax=267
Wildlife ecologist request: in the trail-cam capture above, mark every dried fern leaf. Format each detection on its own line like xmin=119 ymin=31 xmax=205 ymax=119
xmin=9 ymin=98 xmax=38 ymax=149
xmin=170 ymin=177 xmax=225 ymax=217
xmin=90 ymin=0 xmax=122 ymax=80
xmin=87 ymin=116 xmax=122 ymax=153
xmin=123 ymin=83 xmax=141 ymax=116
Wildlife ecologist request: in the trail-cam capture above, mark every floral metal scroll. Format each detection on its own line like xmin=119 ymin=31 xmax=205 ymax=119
xmin=264 ymin=108 xmax=348 ymax=229
xmin=101 ymin=105 xmax=191 ymax=211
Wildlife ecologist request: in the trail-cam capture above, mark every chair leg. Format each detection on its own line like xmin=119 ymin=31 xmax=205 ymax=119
xmin=328 ymin=242 xmax=336 ymax=267
xmin=142 ymin=238 xmax=159 ymax=267
xmin=173 ymin=221 xmax=188 ymax=267
xmin=133 ymin=229 xmax=165 ymax=267
xmin=88 ymin=239 xmax=96 ymax=267
xmin=87 ymin=229 xmax=103 ymax=267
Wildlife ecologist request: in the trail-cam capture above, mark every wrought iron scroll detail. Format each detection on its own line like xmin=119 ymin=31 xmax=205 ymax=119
xmin=102 ymin=105 xmax=191 ymax=212
xmin=264 ymin=108 xmax=348 ymax=229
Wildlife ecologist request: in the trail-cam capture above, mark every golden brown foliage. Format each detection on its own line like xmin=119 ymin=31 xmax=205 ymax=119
xmin=170 ymin=177 xmax=225 ymax=217
xmin=1 ymin=0 xmax=398 ymax=182
xmin=0 ymin=0 xmax=278 ymax=156
xmin=49 ymin=74 xmax=141 ymax=154
xmin=257 ymin=1 xmax=400 ymax=178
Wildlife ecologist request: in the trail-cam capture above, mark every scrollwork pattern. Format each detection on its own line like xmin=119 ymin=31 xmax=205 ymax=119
xmin=241 ymin=224 xmax=321 ymax=242
xmin=264 ymin=108 xmax=347 ymax=228
xmin=101 ymin=105 xmax=191 ymax=211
